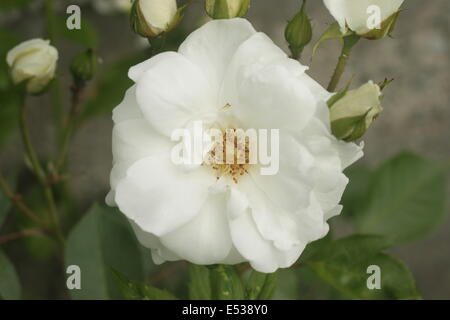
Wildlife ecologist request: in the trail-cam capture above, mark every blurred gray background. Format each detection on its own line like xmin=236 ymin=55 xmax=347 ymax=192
xmin=1 ymin=0 xmax=449 ymax=299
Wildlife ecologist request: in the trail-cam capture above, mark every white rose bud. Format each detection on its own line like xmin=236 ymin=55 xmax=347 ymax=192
xmin=329 ymin=81 xmax=383 ymax=142
xmin=205 ymin=0 xmax=251 ymax=19
xmin=130 ymin=0 xmax=180 ymax=38
xmin=6 ymin=39 xmax=58 ymax=94
xmin=323 ymin=0 xmax=404 ymax=38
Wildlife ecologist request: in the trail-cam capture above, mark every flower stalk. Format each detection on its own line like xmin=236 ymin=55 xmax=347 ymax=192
xmin=18 ymin=94 xmax=64 ymax=244
xmin=327 ymin=34 xmax=360 ymax=92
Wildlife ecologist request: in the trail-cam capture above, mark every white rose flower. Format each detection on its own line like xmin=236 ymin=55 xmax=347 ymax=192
xmin=107 ymin=19 xmax=363 ymax=273
xmin=6 ymin=38 xmax=58 ymax=94
xmin=93 ymin=0 xmax=132 ymax=14
xmin=323 ymin=0 xmax=404 ymax=35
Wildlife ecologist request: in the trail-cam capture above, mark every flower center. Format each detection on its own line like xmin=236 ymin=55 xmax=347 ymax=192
xmin=203 ymin=128 xmax=252 ymax=184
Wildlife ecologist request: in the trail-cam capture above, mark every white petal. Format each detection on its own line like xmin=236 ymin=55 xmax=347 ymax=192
xmin=179 ymin=18 xmax=256 ymax=97
xmin=6 ymin=39 xmax=50 ymax=66
xmin=112 ymin=85 xmax=142 ymax=123
xmin=160 ymin=193 xmax=233 ymax=265
xmin=134 ymin=52 xmax=216 ymax=136
xmin=230 ymin=59 xmax=316 ymax=131
xmin=112 ymin=118 xmax=170 ymax=165
xmin=236 ymin=177 xmax=302 ymax=251
xmin=129 ymin=220 xmax=180 ymax=262
xmin=115 ymin=155 xmax=215 ymax=236
xmin=248 ymin=133 xmax=313 ymax=213
xmin=229 ymin=210 xmax=305 ymax=273
xmin=220 ymin=32 xmax=295 ymax=106
xmin=107 ymin=116 xmax=172 ymax=206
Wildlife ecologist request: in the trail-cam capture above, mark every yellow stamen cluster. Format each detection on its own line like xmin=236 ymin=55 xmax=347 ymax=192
xmin=203 ymin=128 xmax=250 ymax=183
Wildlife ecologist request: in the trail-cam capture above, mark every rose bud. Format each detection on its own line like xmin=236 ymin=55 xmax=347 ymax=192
xmin=130 ymin=0 xmax=182 ymax=38
xmin=70 ymin=49 xmax=97 ymax=87
xmin=323 ymin=0 xmax=404 ymax=39
xmin=329 ymin=81 xmax=383 ymax=142
xmin=6 ymin=38 xmax=58 ymax=94
xmin=205 ymin=0 xmax=251 ymax=19
xmin=285 ymin=0 xmax=312 ymax=58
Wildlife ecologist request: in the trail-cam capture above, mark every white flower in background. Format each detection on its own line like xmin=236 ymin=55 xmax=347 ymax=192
xmin=107 ymin=19 xmax=363 ymax=272
xmin=131 ymin=0 xmax=179 ymax=37
xmin=6 ymin=39 xmax=58 ymax=94
xmin=93 ymin=0 xmax=132 ymax=14
xmin=323 ymin=0 xmax=404 ymax=35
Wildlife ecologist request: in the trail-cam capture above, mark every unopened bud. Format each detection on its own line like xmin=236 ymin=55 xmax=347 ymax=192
xmin=329 ymin=81 xmax=383 ymax=142
xmin=205 ymin=0 xmax=250 ymax=19
xmin=70 ymin=49 xmax=97 ymax=87
xmin=6 ymin=39 xmax=58 ymax=95
xmin=130 ymin=0 xmax=181 ymax=38
xmin=285 ymin=0 xmax=312 ymax=58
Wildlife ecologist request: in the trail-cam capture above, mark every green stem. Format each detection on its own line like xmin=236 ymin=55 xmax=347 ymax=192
xmin=19 ymin=96 xmax=64 ymax=245
xmin=327 ymin=35 xmax=360 ymax=92
xmin=44 ymin=0 xmax=65 ymax=134
xmin=44 ymin=0 xmax=56 ymax=42
xmin=56 ymin=85 xmax=84 ymax=171
xmin=0 ymin=171 xmax=45 ymax=226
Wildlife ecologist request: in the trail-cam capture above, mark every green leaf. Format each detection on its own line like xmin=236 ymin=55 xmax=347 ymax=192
xmin=306 ymin=235 xmax=420 ymax=299
xmin=312 ymin=22 xmax=347 ymax=58
xmin=0 ymin=249 xmax=21 ymax=300
xmin=188 ymin=264 xmax=212 ymax=300
xmin=357 ymin=152 xmax=449 ymax=244
xmin=210 ymin=265 xmax=245 ymax=300
xmin=305 ymin=234 xmax=392 ymax=263
xmin=246 ymin=270 xmax=277 ymax=300
xmin=65 ymin=204 xmax=144 ymax=299
xmin=341 ymin=165 xmax=372 ymax=219
xmin=112 ymin=269 xmax=177 ymax=300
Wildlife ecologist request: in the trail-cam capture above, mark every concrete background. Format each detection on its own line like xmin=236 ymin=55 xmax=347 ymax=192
xmin=1 ymin=0 xmax=449 ymax=299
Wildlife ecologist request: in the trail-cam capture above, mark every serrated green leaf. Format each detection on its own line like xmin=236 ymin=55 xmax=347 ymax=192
xmin=0 ymin=249 xmax=21 ymax=300
xmin=210 ymin=265 xmax=245 ymax=300
xmin=65 ymin=204 xmax=144 ymax=299
xmin=357 ymin=152 xmax=449 ymax=244
xmin=112 ymin=269 xmax=177 ymax=300
xmin=306 ymin=235 xmax=420 ymax=299
xmin=188 ymin=264 xmax=211 ymax=300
